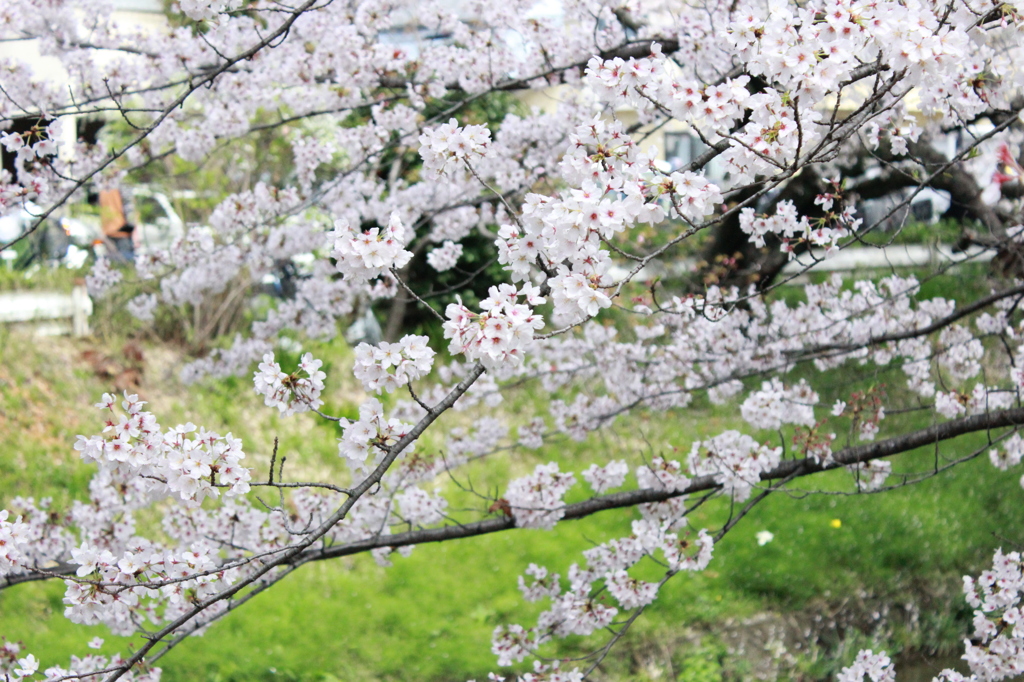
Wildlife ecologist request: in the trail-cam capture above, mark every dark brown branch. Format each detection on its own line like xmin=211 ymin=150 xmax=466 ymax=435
xmin=9 ymin=402 xmax=1022 ymax=591
xmin=294 ymin=405 xmax=1024 ymax=565
xmin=790 ymin=281 xmax=1024 ymax=357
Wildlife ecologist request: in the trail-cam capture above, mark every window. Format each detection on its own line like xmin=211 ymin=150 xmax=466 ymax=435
xmin=664 ymin=131 xmax=725 ymax=180
xmin=664 ymin=131 xmax=698 ymax=171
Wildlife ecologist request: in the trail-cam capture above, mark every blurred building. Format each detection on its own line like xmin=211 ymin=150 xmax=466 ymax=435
xmin=0 ymin=0 xmax=168 ymax=173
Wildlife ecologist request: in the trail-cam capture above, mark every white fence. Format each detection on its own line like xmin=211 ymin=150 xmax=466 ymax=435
xmin=780 ymin=243 xmax=994 ymax=275
xmin=607 ymin=244 xmax=996 ymax=283
xmin=0 ymin=285 xmax=92 ymax=336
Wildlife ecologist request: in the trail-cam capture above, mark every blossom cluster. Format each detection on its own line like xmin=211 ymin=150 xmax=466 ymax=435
xmin=353 ymin=335 xmax=435 ymax=394
xmin=329 ymin=212 xmax=413 ymax=281
xmin=837 ymin=650 xmax=896 ymax=682
xmin=548 ymin=268 xmax=612 ymax=323
xmin=581 ymin=460 xmax=629 ymax=494
xmin=688 ymin=431 xmax=782 ymax=501
xmin=426 ymin=240 xmax=463 ymax=272
xmin=490 ymin=118 xmax=670 ymax=326
xmin=0 ymin=120 xmax=60 ymax=167
xmin=956 ymin=549 xmax=1024 ymax=680
xmin=739 ymin=200 xmax=856 ymax=255
xmin=0 ymin=643 xmax=37 ymax=680
xmin=0 ymin=400 xmax=300 ymax=643
xmin=86 ymin=257 xmax=123 ymax=298
xmin=504 ymin=463 xmax=576 ymax=530
xmin=636 ymin=457 xmax=691 ymax=494
xmin=492 ymin=522 xmax=713 ymax=667
xmin=847 ymin=460 xmax=892 ymax=493
xmin=939 ymin=324 xmax=986 ymax=382
xmin=63 ymin=542 xmax=224 ymax=634
xmin=74 ymin=392 xmax=251 ymax=505
xmin=990 ymin=434 xmax=1024 ymax=475
xmin=178 ymin=0 xmax=241 ymax=21
xmin=936 ymin=384 xmax=1015 ymax=420
xmin=0 ymin=498 xmax=78 ymax=581
xmin=253 ymin=352 xmax=327 ymax=416
xmin=740 ymin=378 xmax=819 ymax=431
xmin=549 ymin=394 xmax=620 ymax=442
xmin=394 ymin=487 xmax=447 ymax=526
xmin=446 ymin=417 xmax=508 ymax=458
xmin=0 ymin=510 xmax=28 ymax=575
xmin=419 ymin=119 xmax=492 ymax=175
xmin=443 ymin=283 xmax=545 ymax=369
xmin=659 ymin=171 xmax=724 ymax=224
xmin=0 ymin=642 xmax=161 ymax=682
xmin=517 ymin=563 xmax=562 ymax=603
xmin=126 ymin=293 xmax=159 ymax=322
xmin=338 ymin=398 xmax=414 ymax=466
xmin=531 ymin=272 xmax=994 ymax=436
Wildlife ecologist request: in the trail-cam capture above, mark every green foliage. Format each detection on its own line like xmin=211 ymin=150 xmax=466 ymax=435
xmin=676 ymin=645 xmax=726 ymax=682
xmin=858 ymin=218 xmax=966 ymax=248
xmin=0 ymin=262 xmax=88 ymax=292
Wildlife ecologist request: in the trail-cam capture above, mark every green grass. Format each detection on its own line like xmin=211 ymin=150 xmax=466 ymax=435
xmin=857 ymin=218 xmax=966 ymax=248
xmin=1 ymin=277 xmax=1022 ymax=680
xmin=6 ymin=444 xmax=1002 ymax=682
xmin=0 ymin=261 xmax=90 ymax=292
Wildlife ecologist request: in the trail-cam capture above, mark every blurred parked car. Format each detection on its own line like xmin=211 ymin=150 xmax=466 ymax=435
xmin=132 ymin=188 xmax=185 ymax=253
xmin=0 ymin=201 xmax=76 ymax=268
xmin=857 ymin=188 xmax=952 ymax=232
xmin=0 ymin=189 xmax=184 ymax=269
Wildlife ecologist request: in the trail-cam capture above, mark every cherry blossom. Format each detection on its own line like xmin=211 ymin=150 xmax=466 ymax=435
xmin=581 ymin=460 xmax=629 ymax=494
xmin=337 ymin=398 xmax=414 ymax=467
xmin=688 ymin=431 xmax=782 ymax=501
xmin=253 ymin=352 xmax=327 ymax=416
xmin=838 ymin=650 xmax=896 ymax=682
xmin=443 ymin=284 xmax=545 ymax=369
xmin=517 ymin=564 xmax=561 ymax=604
xmin=126 ymin=293 xmax=158 ymax=322
xmin=0 ymin=510 xmax=29 ymax=575
xmin=330 ymin=213 xmax=413 ymax=282
xmin=426 ymin=240 xmax=463 ymax=272
xmin=2 ymin=0 xmax=1024 ymax=677
xmin=505 ymin=463 xmax=576 ymax=530
xmin=353 ymin=334 xmax=435 ymax=394
xmin=420 ymin=119 xmax=492 ymax=176
xmin=86 ymin=257 xmax=123 ymax=298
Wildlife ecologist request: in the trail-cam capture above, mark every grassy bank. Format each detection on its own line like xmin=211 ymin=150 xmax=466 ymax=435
xmin=1 ymin=301 xmax=1021 ymax=680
